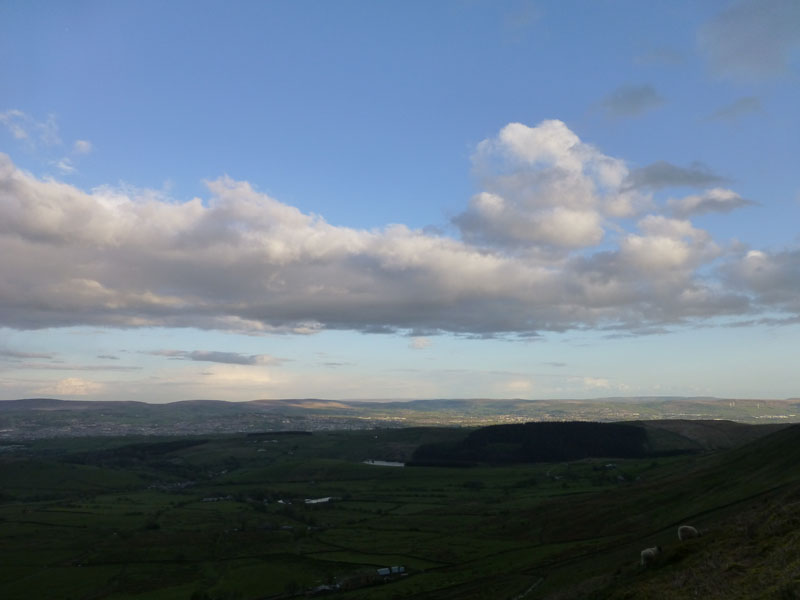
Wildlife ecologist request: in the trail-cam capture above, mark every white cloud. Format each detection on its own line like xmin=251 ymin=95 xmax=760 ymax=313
xmin=582 ymin=376 xmax=611 ymax=390
xmin=502 ymin=378 xmax=534 ymax=394
xmin=73 ymin=140 xmax=93 ymax=154
xmin=0 ymin=110 xmax=61 ymax=148
xmin=621 ymin=235 xmax=692 ymax=271
xmin=621 ymin=215 xmax=720 ymax=274
xmin=37 ymin=377 xmax=104 ymax=396
xmin=198 ymin=364 xmax=279 ymax=387
xmin=456 ymin=194 xmax=604 ymax=249
xmin=0 ymin=117 xmax=776 ymax=339
xmin=409 ymin=337 xmax=432 ymax=350
xmin=0 ymin=110 xmax=29 ymax=140
xmin=0 ymin=111 xmax=93 ymax=176
xmin=495 ymin=120 xmax=586 ymax=173
xmin=55 ymin=158 xmax=76 ymax=174
xmin=455 ymin=120 xmax=641 ymax=249
xmin=53 ymin=140 xmax=94 ymax=175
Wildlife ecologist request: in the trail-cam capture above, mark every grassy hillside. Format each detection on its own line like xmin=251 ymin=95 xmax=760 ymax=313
xmin=1 ymin=424 xmax=798 ymax=599
xmin=594 ymin=486 xmax=800 ymax=599
xmin=631 ymin=419 xmax=787 ymax=451
xmin=534 ymin=424 xmax=800 ymax=598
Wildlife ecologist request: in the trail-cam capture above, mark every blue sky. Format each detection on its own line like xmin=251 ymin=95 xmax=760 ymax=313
xmin=1 ymin=0 xmax=799 ymax=402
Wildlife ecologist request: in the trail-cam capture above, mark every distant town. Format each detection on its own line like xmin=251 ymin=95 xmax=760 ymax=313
xmin=1 ymin=396 xmax=798 ymax=440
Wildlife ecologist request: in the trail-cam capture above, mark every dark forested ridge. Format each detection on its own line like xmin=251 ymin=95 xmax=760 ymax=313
xmin=411 ymin=421 xmax=654 ymax=465
xmin=63 ymin=438 xmax=211 ymax=468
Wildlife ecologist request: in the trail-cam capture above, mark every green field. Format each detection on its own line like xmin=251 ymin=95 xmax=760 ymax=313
xmin=1 ymin=423 xmax=799 ymax=599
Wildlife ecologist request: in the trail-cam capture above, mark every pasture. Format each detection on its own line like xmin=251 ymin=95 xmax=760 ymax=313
xmin=1 ymin=424 xmax=798 ymax=599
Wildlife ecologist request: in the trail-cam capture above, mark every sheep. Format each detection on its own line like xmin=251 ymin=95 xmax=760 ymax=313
xmin=678 ymin=525 xmax=701 ymax=541
xmin=640 ymin=545 xmax=661 ymax=567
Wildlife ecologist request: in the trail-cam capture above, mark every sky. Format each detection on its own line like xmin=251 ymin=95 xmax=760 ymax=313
xmin=1 ymin=0 xmax=799 ymax=402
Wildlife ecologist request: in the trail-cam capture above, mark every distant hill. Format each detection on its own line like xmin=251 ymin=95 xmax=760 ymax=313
xmin=1 ymin=396 xmax=798 ymax=439
xmin=0 ymin=398 xmax=148 ymax=411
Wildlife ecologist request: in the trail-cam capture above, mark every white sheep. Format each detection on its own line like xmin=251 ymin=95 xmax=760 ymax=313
xmin=640 ymin=545 xmax=661 ymax=567
xmin=678 ymin=525 xmax=701 ymax=541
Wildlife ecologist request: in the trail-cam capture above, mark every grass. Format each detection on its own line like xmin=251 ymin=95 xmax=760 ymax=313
xmin=1 ymin=424 xmax=799 ymax=599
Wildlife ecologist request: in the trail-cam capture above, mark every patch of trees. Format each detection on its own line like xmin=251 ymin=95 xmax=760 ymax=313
xmin=246 ymin=431 xmax=313 ymax=437
xmin=64 ymin=438 xmax=209 ymax=468
xmin=411 ymin=421 xmax=649 ymax=465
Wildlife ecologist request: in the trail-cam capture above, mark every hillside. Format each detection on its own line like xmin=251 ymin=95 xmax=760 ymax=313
xmin=595 ymin=485 xmax=800 ymax=599
xmin=532 ymin=424 xmax=800 ymax=598
xmin=2 ymin=424 xmax=800 ymax=598
xmin=0 ymin=428 xmax=554 ymax=599
xmin=412 ymin=422 xmax=650 ymax=465
xmin=410 ymin=419 xmax=785 ymax=466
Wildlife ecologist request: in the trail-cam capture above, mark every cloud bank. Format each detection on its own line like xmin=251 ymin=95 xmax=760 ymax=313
xmin=0 ymin=120 xmax=791 ymax=339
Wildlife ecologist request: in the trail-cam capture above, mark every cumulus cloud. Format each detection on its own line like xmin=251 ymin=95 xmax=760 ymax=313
xmin=0 ymin=118 xmax=780 ymax=339
xmin=619 ymin=215 xmax=720 ymax=272
xmin=149 ymin=350 xmax=281 ymax=366
xmin=600 ymin=84 xmax=664 ymax=117
xmin=723 ymin=249 xmax=800 ymax=314
xmin=455 ymin=194 xmax=605 ymax=249
xmin=624 ymin=161 xmax=728 ymax=191
xmin=455 ymin=120 xmax=641 ymax=249
xmin=668 ymin=188 xmax=756 ymax=218
xmin=699 ymin=0 xmax=800 ymax=81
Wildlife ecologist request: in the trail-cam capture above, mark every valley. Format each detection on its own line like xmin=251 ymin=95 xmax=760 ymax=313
xmin=1 ymin=415 xmax=799 ymax=599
